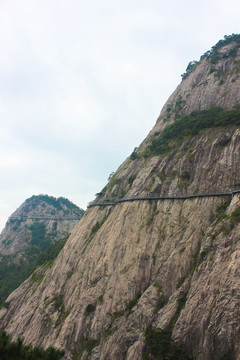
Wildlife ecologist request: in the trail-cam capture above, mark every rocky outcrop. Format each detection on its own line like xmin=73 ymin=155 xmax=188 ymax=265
xmin=0 ymin=195 xmax=84 ymax=255
xmin=0 ymin=37 xmax=240 ymax=360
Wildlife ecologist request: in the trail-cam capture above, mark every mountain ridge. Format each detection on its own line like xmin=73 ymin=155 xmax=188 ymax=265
xmin=0 ymin=194 xmax=84 ymax=306
xmin=0 ymin=36 xmax=240 ymax=360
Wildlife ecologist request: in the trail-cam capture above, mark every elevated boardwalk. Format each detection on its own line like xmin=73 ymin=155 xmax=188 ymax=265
xmin=8 ymin=216 xmax=82 ymax=221
xmin=88 ymin=189 xmax=240 ymax=208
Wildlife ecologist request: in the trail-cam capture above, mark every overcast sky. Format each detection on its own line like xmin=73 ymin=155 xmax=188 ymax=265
xmin=0 ymin=0 xmax=239 ymax=231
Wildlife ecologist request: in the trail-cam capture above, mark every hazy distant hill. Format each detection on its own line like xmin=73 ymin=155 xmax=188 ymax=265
xmin=0 ymin=194 xmax=84 ymax=304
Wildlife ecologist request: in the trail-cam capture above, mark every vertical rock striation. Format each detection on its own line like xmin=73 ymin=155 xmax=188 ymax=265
xmin=1 ymin=36 xmax=240 ymax=360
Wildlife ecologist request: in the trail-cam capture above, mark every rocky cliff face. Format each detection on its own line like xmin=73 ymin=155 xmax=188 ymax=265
xmin=0 ymin=36 xmax=240 ymax=360
xmin=0 ymin=195 xmax=84 ymax=256
xmin=0 ymin=195 xmax=84 ymax=306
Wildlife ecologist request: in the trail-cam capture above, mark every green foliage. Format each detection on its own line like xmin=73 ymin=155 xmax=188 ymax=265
xmin=181 ymin=60 xmax=199 ymax=79
xmin=176 ymin=276 xmax=186 ymax=289
xmin=220 ymin=350 xmax=234 ymax=360
xmin=85 ymin=304 xmax=96 ymax=314
xmin=130 ymin=147 xmax=139 ymax=160
xmin=219 ymin=225 xmax=230 ymax=235
xmin=153 ymin=283 xmax=168 ymax=313
xmin=229 ymin=205 xmax=240 ymax=225
xmin=113 ymin=309 xmax=124 ymax=319
xmin=0 ymin=330 xmax=64 ymax=360
xmin=31 ymin=271 xmax=45 ymax=285
xmin=107 ymin=309 xmax=124 ymax=319
xmin=180 ymin=171 xmax=190 ymax=180
xmin=144 ymin=325 xmax=193 ymax=360
xmin=0 ymin=237 xmax=67 ymax=306
xmin=88 ymin=214 xmax=108 ymax=241
xmin=217 ymin=135 xmax=231 ymax=147
xmin=173 ymin=95 xmax=186 ymax=120
xmin=148 ymin=107 xmax=240 ymax=157
xmin=25 ymin=195 xmax=83 ymax=214
xmin=169 ymin=291 xmax=188 ymax=329
xmin=51 ymin=294 xmax=64 ymax=313
xmin=98 ymin=294 xmax=104 ymax=304
xmin=209 ymin=34 xmax=240 ymax=64
xmin=153 ymin=283 xmax=162 ymax=293
xmin=146 ymin=210 xmax=159 ymax=226
xmin=72 ymin=337 xmax=99 ymax=359
xmin=108 ymin=172 xmax=115 ymax=180
xmin=126 ymin=293 xmax=141 ymax=312
xmin=120 ymin=189 xmax=126 ymax=198
xmin=29 ymin=223 xmax=47 ymax=250
xmin=181 ymin=34 xmax=240 ymax=81
xmin=9 ymin=218 xmax=22 ymax=231
xmin=106 ymin=175 xmax=122 ymax=190
xmin=128 ymin=174 xmax=137 ymax=188
xmin=216 ymin=200 xmax=230 ymax=220
xmin=154 ymin=295 xmax=168 ymax=313
xmin=178 ymin=182 xmax=190 ymax=189
xmin=144 ymin=289 xmax=191 ymax=359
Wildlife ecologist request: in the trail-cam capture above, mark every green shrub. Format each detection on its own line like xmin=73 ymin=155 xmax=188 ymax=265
xmin=218 ymin=135 xmax=231 ymax=147
xmin=147 ymin=107 xmax=240 ymax=157
xmin=0 ymin=237 xmax=68 ymax=306
xmin=144 ymin=325 xmax=193 ymax=360
xmin=85 ymin=304 xmax=96 ymax=314
xmin=130 ymin=149 xmax=139 ymax=160
xmin=52 ymin=294 xmax=64 ymax=313
xmin=88 ymin=214 xmax=108 ymax=241
xmin=178 ymin=182 xmax=190 ymax=189
xmin=229 ymin=205 xmax=240 ymax=225
xmin=220 ymin=350 xmax=234 ymax=360
xmin=126 ymin=293 xmax=141 ymax=312
xmin=113 ymin=310 xmax=124 ymax=319
xmin=154 ymin=294 xmax=168 ymax=313
xmin=72 ymin=337 xmax=99 ymax=359
xmin=0 ymin=330 xmax=64 ymax=360
xmin=180 ymin=171 xmax=190 ymax=180
xmin=29 ymin=223 xmax=47 ymax=249
xmin=216 ymin=201 xmax=230 ymax=219
xmin=128 ymin=174 xmax=137 ymax=188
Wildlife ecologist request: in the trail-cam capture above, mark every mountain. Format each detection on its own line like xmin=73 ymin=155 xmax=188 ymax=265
xmin=0 ymin=194 xmax=84 ymax=255
xmin=1 ymin=35 xmax=240 ymax=360
xmin=0 ymin=195 xmax=84 ymax=305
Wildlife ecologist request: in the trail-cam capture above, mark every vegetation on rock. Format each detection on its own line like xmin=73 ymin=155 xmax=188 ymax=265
xmin=144 ymin=326 xmax=193 ymax=360
xmin=24 ymin=195 xmax=84 ymax=215
xmin=144 ymin=291 xmax=192 ymax=359
xmin=0 ymin=330 xmax=64 ymax=360
xmin=147 ymin=106 xmax=240 ymax=157
xmin=0 ymin=236 xmax=68 ymax=305
xmin=181 ymin=33 xmax=240 ymax=78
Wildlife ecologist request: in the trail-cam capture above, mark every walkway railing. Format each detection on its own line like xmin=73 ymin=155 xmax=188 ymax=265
xmin=87 ymin=188 xmax=240 ymax=208
xmin=8 ymin=216 xmax=82 ymax=221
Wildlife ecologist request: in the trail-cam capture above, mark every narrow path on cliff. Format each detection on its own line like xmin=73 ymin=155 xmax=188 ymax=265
xmin=87 ymin=188 xmax=240 ymax=208
xmin=8 ymin=216 xmax=82 ymax=221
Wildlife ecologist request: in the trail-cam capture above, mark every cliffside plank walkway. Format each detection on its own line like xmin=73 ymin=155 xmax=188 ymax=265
xmin=8 ymin=216 xmax=82 ymax=221
xmin=87 ymin=188 xmax=240 ymax=208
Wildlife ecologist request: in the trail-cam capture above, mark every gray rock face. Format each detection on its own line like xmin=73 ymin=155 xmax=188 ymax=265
xmin=1 ymin=39 xmax=240 ymax=360
xmin=0 ymin=195 xmax=84 ymax=255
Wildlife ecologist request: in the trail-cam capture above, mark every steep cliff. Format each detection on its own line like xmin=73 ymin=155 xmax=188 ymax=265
xmin=1 ymin=35 xmax=240 ymax=360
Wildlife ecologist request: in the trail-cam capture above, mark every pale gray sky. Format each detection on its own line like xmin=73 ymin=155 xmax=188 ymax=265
xmin=0 ymin=0 xmax=239 ymax=230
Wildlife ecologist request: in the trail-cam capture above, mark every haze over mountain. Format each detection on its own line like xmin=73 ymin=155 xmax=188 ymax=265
xmin=0 ymin=194 xmax=84 ymax=306
xmin=1 ymin=35 xmax=240 ymax=360
xmin=1 ymin=1 xmax=240 ymax=235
